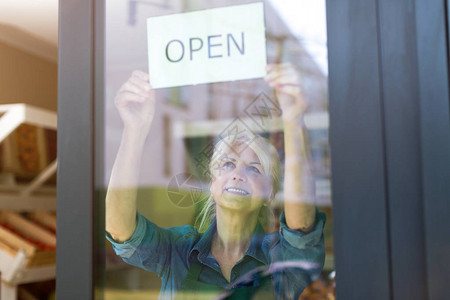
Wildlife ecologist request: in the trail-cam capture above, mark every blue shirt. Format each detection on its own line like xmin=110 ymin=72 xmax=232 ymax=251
xmin=106 ymin=210 xmax=326 ymax=300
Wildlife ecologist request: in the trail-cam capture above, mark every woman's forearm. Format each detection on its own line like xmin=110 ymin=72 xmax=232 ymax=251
xmin=106 ymin=70 xmax=155 ymax=242
xmin=105 ymin=129 xmax=147 ymax=242
xmin=283 ymin=121 xmax=316 ymax=232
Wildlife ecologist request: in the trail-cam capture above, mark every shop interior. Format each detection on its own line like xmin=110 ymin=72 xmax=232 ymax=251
xmin=0 ymin=0 xmax=58 ymax=299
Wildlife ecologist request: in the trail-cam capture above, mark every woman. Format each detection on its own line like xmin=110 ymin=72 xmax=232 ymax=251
xmin=105 ymin=64 xmax=326 ymax=299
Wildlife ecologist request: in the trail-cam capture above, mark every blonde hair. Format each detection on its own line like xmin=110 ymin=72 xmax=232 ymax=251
xmin=195 ymin=134 xmax=281 ymax=232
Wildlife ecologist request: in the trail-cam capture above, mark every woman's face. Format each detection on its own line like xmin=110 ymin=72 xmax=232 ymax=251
xmin=210 ymin=144 xmax=273 ymax=213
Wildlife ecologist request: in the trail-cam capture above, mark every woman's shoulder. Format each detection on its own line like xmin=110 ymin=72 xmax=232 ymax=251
xmin=165 ymin=224 xmax=201 ymax=241
xmin=133 ymin=213 xmax=202 ymax=247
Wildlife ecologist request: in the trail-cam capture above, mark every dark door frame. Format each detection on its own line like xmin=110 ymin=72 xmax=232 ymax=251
xmin=57 ymin=0 xmax=450 ymax=299
xmin=327 ymin=0 xmax=450 ymax=299
xmin=56 ymin=0 xmax=104 ymax=299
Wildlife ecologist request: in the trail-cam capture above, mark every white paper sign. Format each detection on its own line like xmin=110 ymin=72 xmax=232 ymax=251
xmin=147 ymin=3 xmax=266 ymax=88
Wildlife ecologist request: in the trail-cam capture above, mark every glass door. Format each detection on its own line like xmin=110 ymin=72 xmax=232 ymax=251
xmin=99 ymin=1 xmax=334 ymax=299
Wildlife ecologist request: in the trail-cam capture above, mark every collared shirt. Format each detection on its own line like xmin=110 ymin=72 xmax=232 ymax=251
xmin=106 ymin=210 xmax=326 ymax=300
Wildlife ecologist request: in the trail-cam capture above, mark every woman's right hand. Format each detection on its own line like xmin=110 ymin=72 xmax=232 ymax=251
xmin=114 ymin=70 xmax=156 ymax=134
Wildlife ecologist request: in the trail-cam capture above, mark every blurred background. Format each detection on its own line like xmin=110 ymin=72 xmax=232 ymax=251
xmin=0 ymin=0 xmax=57 ymax=299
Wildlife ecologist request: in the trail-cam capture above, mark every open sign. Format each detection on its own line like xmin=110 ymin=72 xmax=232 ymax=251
xmin=164 ymin=33 xmax=245 ymax=63
xmin=147 ymin=3 xmax=266 ymax=89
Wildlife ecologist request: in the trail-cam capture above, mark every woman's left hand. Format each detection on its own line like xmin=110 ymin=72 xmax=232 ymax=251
xmin=264 ymin=63 xmax=308 ymax=124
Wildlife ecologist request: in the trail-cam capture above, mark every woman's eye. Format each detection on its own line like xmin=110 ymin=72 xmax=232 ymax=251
xmin=248 ymin=166 xmax=261 ymax=174
xmin=222 ymin=161 xmax=235 ymax=168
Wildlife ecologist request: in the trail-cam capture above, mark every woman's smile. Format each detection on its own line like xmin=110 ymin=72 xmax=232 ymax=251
xmin=225 ymin=187 xmax=250 ymax=196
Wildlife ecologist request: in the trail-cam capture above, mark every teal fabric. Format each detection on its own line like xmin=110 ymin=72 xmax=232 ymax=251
xmin=174 ymin=259 xmax=224 ymax=300
xmin=106 ymin=210 xmax=326 ymax=300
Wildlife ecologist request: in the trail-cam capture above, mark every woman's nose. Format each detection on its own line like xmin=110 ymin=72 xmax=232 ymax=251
xmin=232 ymin=167 xmax=247 ymax=182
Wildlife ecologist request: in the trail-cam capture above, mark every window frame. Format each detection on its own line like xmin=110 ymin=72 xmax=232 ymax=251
xmin=57 ymin=0 xmax=450 ymax=299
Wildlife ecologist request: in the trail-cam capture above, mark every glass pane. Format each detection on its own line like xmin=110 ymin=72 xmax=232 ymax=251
xmin=101 ymin=0 xmax=334 ymax=299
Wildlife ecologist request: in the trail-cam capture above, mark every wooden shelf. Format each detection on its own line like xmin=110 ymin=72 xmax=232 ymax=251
xmin=0 ymin=248 xmax=55 ymax=299
xmin=0 ymin=104 xmax=57 ymax=300
xmin=0 ymin=104 xmax=57 ymax=211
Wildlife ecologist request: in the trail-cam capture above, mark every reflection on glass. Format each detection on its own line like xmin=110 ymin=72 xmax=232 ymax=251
xmin=102 ymin=1 xmax=334 ymax=299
